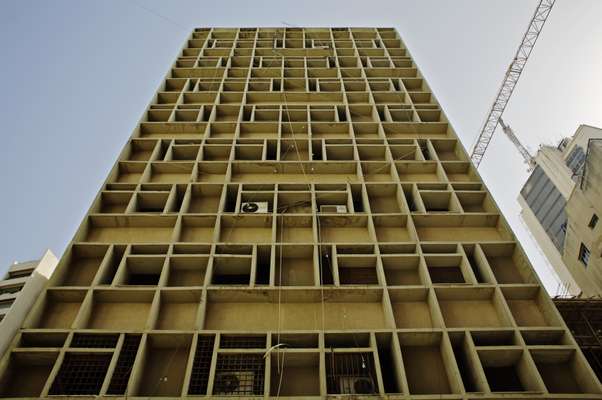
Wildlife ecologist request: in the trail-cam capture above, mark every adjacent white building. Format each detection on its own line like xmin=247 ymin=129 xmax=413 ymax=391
xmin=0 ymin=250 xmax=58 ymax=358
xmin=519 ymin=125 xmax=602 ymax=296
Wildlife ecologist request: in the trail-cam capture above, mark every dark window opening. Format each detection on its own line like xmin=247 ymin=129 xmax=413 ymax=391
xmin=220 ymin=335 xmax=266 ymax=349
xmin=337 ymin=106 xmax=347 ymax=122
xmin=483 ymin=366 xmax=524 ymax=392
xmin=212 ymin=271 xmax=250 ymax=285
xmin=453 ymin=345 xmax=478 ymax=392
xmin=339 ymin=266 xmax=378 ymax=285
xmin=255 ymin=247 xmax=271 ymax=285
xmin=376 ymin=337 xmax=400 ymax=393
xmin=0 ymin=286 xmax=21 ymax=296
xmin=312 ymin=140 xmax=323 ymax=161
xmin=403 ymin=187 xmax=416 ymax=212
xmin=420 ymin=143 xmax=430 ymax=160
xmin=319 ymin=250 xmax=334 ymax=285
xmin=0 ymin=300 xmax=13 ymax=310
xmin=224 ymin=185 xmax=239 ymax=212
xmin=127 ymin=273 xmax=160 ymax=285
xmin=351 ymin=185 xmax=364 ymax=212
xmin=376 ymin=106 xmax=387 ymax=121
xmin=8 ymin=270 xmax=31 ymax=279
xmin=428 ymin=266 xmax=465 ymax=284
xmin=464 ymin=249 xmax=485 ymax=283
xmin=272 ymin=79 xmax=281 ymax=91
xmin=579 ymin=243 xmax=591 ymax=266
xmin=588 ymin=214 xmax=598 ymax=229
xmin=266 ymin=140 xmax=277 ymax=160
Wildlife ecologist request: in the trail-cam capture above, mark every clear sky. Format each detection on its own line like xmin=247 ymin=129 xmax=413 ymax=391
xmin=1 ymin=0 xmax=601 ymax=294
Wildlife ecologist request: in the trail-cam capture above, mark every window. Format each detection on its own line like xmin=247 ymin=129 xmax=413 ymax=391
xmin=8 ymin=270 xmax=31 ymax=279
xmin=0 ymin=286 xmax=22 ymax=296
xmin=0 ymin=300 xmax=13 ymax=311
xmin=588 ymin=214 xmax=598 ymax=229
xmin=565 ymin=146 xmax=586 ymax=176
xmin=578 ymin=243 xmax=591 ymax=266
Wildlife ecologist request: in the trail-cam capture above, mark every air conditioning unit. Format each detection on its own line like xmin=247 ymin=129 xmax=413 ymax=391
xmin=214 ymin=371 xmax=255 ymax=395
xmin=320 ymin=204 xmax=348 ymax=213
xmin=338 ymin=376 xmax=375 ymax=395
xmin=240 ymin=201 xmax=269 ymax=214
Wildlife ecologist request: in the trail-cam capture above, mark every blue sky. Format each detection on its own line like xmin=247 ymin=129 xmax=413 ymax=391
xmin=1 ymin=0 xmax=601 ymax=294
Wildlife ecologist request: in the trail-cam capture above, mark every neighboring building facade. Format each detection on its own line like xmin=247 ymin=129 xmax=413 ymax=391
xmin=0 ymin=250 xmax=58 ymax=360
xmin=0 ymin=27 xmax=600 ymax=398
xmin=519 ymin=125 xmax=602 ymax=296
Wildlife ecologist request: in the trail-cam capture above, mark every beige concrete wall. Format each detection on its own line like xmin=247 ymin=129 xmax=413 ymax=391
xmin=563 ymin=134 xmax=602 ymax=296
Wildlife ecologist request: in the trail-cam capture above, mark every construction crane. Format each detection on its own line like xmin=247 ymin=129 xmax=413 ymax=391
xmin=498 ymin=117 xmax=535 ymax=169
xmin=470 ymin=0 xmax=555 ymax=167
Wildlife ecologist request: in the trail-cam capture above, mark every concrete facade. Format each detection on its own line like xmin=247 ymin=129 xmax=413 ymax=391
xmin=0 ymin=27 xmax=600 ymax=398
xmin=519 ymin=125 xmax=602 ymax=296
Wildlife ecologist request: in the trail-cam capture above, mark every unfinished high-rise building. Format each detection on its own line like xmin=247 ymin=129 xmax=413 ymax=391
xmin=0 ymin=27 xmax=600 ymax=398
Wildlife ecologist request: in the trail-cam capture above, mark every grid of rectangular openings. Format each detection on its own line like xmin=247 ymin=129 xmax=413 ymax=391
xmin=0 ymin=27 xmax=599 ymax=399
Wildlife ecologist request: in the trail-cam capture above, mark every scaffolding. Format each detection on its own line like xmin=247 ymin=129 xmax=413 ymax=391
xmin=554 ymin=297 xmax=602 ymax=380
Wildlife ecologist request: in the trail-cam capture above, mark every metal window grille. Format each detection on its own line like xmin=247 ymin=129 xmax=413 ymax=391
xmin=188 ymin=335 xmax=215 ymax=395
xmin=71 ymin=334 xmax=119 ymax=348
xmin=326 ymin=352 xmax=376 ymax=395
xmin=49 ymin=353 xmax=112 ymax=395
xmin=106 ymin=335 xmax=141 ymax=395
xmin=213 ymin=354 xmax=265 ymax=395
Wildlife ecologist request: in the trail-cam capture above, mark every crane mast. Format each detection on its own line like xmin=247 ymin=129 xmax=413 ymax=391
xmin=499 ymin=117 xmax=535 ymax=169
xmin=469 ymin=0 xmax=555 ymax=167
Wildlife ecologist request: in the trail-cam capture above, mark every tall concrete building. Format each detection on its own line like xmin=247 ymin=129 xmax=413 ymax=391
xmin=0 ymin=250 xmax=58 ymax=362
xmin=0 ymin=27 xmax=600 ymax=398
xmin=519 ymin=125 xmax=602 ymax=296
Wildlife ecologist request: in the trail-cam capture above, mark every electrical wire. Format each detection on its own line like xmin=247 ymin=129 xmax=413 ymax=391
xmin=193 ymin=28 xmax=426 ymax=396
xmin=125 ymin=0 xmax=190 ymax=33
